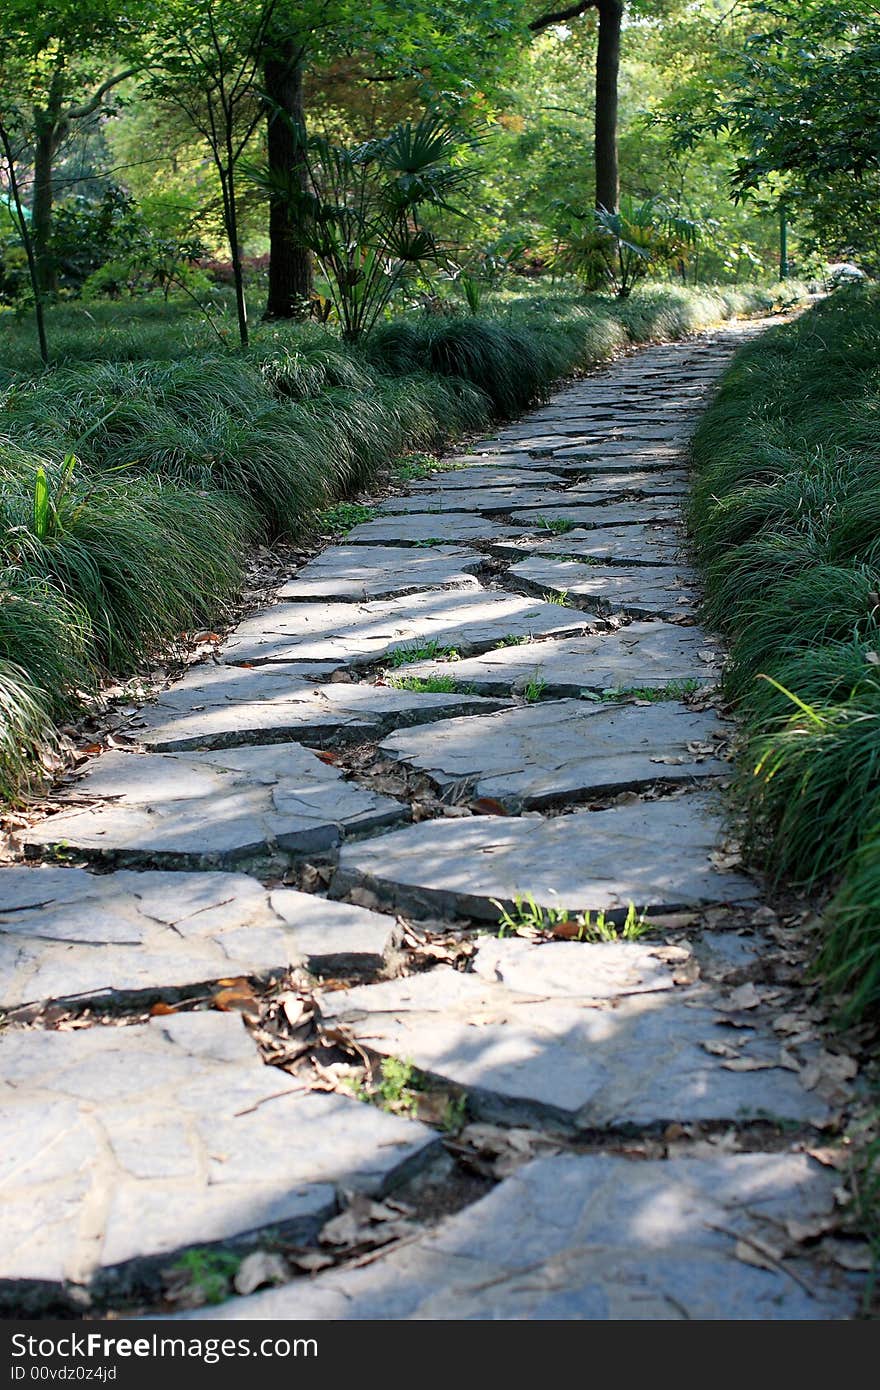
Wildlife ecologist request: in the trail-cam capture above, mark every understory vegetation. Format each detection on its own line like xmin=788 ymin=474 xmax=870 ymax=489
xmin=689 ymin=286 xmax=880 ymax=1022
xmin=0 ymin=280 xmax=804 ymax=800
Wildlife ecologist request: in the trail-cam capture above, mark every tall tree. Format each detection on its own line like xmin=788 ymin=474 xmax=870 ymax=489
xmin=150 ymin=0 xmax=280 ymax=347
xmin=529 ymin=0 xmax=624 ymax=212
xmin=0 ymin=1 xmax=147 ymax=294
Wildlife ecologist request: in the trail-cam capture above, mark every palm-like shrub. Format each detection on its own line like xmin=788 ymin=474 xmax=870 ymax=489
xmin=248 ymin=112 xmax=480 ymax=341
xmin=558 ymin=196 xmax=701 ymax=298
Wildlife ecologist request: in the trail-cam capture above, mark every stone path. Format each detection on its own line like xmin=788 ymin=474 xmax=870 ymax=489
xmin=0 ymin=324 xmax=867 ymax=1320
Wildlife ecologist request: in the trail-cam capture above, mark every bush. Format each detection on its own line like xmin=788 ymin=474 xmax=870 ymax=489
xmin=688 ymin=285 xmax=880 ymax=1019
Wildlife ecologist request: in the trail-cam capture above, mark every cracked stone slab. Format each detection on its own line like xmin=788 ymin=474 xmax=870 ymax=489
xmin=508 ymin=502 xmax=681 ymax=530
xmin=408 ymin=466 xmax=564 ymax=490
xmin=19 ymin=744 xmax=404 ymax=870
xmin=134 ymin=664 xmax=509 ymax=752
xmin=221 ymin=590 xmax=588 ymax=667
xmin=0 ymin=1012 xmax=436 ymax=1304
xmin=472 ymin=935 xmax=686 ymax=998
xmin=547 ymin=442 xmax=683 ymax=462
xmin=333 ymin=792 xmax=756 ymax=924
xmin=187 ymin=1152 xmax=857 ymax=1320
xmin=567 ymin=471 xmax=689 ymax=496
xmin=379 ymin=700 xmax=728 ymax=808
xmin=494 ymin=525 xmax=686 ymax=566
xmin=509 ymin=558 xmax=696 ymax=619
xmin=0 ymin=867 xmax=402 ymax=1007
xmin=546 ymin=456 xmax=687 ymax=478
xmin=279 ymin=545 xmax=483 ymax=600
xmin=315 ymin=961 xmax=825 ymax=1129
xmin=400 ymin=623 xmax=721 ymax=696
xmin=375 ymin=487 xmax=570 ymax=515
xmin=344 ymin=513 xmax=521 ymax=546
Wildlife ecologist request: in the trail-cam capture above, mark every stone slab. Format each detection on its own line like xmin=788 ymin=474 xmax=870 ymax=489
xmin=0 ymin=868 xmax=401 ymax=1007
xmin=547 ymin=442 xmax=682 ymax=461
xmin=0 ymin=1012 xmax=436 ymax=1299
xmin=509 ymin=558 xmax=696 ymax=619
xmin=400 ymin=623 xmax=721 ymax=695
xmin=189 ymin=1152 xmax=856 ymax=1319
xmin=315 ymin=961 xmax=823 ymax=1129
xmin=567 ymin=471 xmax=689 ymax=496
xmin=494 ymin=526 xmax=686 ymax=566
xmin=20 ymin=744 xmax=404 ymax=870
xmin=134 ymin=665 xmax=508 ymax=752
xmin=279 ymin=545 xmax=482 ymax=600
xmin=375 ymin=487 xmax=568 ymax=515
xmin=471 ymin=935 xmax=682 ymax=998
xmin=345 ymin=514 xmax=520 ymax=546
xmin=509 ymin=502 xmax=681 ymax=529
xmin=379 ymin=700 xmax=728 ymax=808
xmin=409 ymin=466 xmax=564 ymax=489
xmin=332 ymin=792 xmax=756 ymax=923
xmin=221 ymin=590 xmax=588 ymax=667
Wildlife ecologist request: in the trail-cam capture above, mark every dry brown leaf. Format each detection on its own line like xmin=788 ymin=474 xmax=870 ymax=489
xmin=721 ymin=1056 xmax=778 ymax=1072
xmin=149 ymin=1001 xmax=178 ymax=1016
xmin=734 ymin=1238 xmax=782 ymax=1272
xmin=213 ymin=979 xmax=260 ymax=1018
xmin=471 ymin=796 xmax=511 ymax=816
xmin=717 ymin=982 xmax=763 ymax=1011
xmin=289 ymin=1251 xmax=335 ymax=1273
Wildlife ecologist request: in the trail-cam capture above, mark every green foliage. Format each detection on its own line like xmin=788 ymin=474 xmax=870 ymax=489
xmin=387 ymin=673 xmax=458 ymax=693
xmin=560 ymin=196 xmax=701 ymax=299
xmin=387 ymin=639 xmax=460 ymax=668
xmin=170 ymin=1249 xmax=242 ymax=1306
xmin=247 ymin=111 xmax=481 ymax=342
xmin=492 ymin=893 xmax=650 ymax=940
xmin=689 ymin=286 xmax=880 ymax=1020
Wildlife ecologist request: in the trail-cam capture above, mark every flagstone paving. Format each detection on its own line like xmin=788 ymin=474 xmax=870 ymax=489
xmin=378 ymin=700 xmax=729 ymax=807
xmin=398 ymin=623 xmax=722 ymax=694
xmin=0 ymin=322 xmax=867 ymax=1319
xmin=508 ymin=558 xmax=696 ymax=619
xmin=134 ymin=665 xmax=509 ymax=752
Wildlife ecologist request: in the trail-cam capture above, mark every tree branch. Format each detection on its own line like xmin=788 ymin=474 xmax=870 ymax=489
xmin=64 ymin=67 xmax=140 ymax=121
xmin=529 ymin=1 xmax=597 ymax=33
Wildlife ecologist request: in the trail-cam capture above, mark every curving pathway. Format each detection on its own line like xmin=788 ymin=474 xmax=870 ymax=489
xmin=0 ymin=321 xmax=867 ymax=1320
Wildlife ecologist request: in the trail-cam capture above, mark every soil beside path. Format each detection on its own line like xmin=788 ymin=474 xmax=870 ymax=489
xmin=0 ymin=319 xmax=870 ymax=1321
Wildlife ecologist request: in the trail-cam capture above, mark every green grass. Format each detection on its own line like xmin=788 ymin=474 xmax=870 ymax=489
xmin=319 ymin=502 xmax=376 ymax=534
xmin=492 ymin=893 xmax=650 ymax=939
xmin=387 ymin=640 xmax=461 ymax=668
xmin=689 ymin=285 xmax=880 ymax=1021
xmin=585 ymin=679 xmax=703 ymax=702
xmin=535 ymin=515 xmax=576 ymax=535
xmin=387 ymin=673 xmax=459 ymax=693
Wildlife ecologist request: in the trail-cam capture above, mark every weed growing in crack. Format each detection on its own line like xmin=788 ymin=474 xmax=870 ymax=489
xmin=579 ymin=678 xmax=702 ymax=703
xmin=345 ymin=1057 xmax=419 ymax=1117
xmin=492 ymin=892 xmax=572 ymax=935
xmin=388 ymin=640 xmax=460 ymax=667
xmin=497 ymin=633 xmax=527 ymax=647
xmin=412 ymin=538 xmax=446 ymax=547
xmin=492 ymin=894 xmax=651 ymax=940
xmin=319 ymin=502 xmax=376 ymax=534
xmin=442 ymin=1093 xmax=468 ymax=1133
xmin=542 ymin=589 xmax=569 ymax=606
xmin=388 ymin=673 xmax=458 ymax=693
xmin=535 ymin=515 xmax=576 ymax=535
xmin=522 ymin=675 xmax=547 ymax=703
xmin=393 ymin=452 xmax=451 ymax=482
xmin=168 ymin=1249 xmax=241 ymax=1306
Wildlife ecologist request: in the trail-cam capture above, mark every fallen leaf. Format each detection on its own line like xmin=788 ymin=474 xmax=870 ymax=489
xmin=213 ymin=979 xmax=260 ymax=1018
xmin=233 ymin=1251 xmax=288 ymax=1295
xmin=314 ymin=749 xmax=342 ymax=765
xmin=785 ymin=1214 xmax=838 ymax=1244
xmin=193 ymin=632 xmax=222 ymax=644
xmin=149 ymin=1001 xmax=178 ymax=1016
xmin=734 ymin=1238 xmax=781 ymax=1272
xmin=470 ymin=796 xmax=510 ymax=816
xmin=717 ymin=982 xmax=763 ymax=1011
xmin=289 ymin=1251 xmax=335 ymax=1273
xmin=701 ymin=1039 xmax=740 ymax=1059
xmin=821 ymin=1238 xmax=873 ymax=1272
xmin=722 ymin=1057 xmax=778 ymax=1072
xmin=280 ymin=995 xmax=308 ymax=1029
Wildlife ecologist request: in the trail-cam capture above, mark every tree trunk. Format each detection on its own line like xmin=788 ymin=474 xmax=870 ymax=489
xmin=263 ymin=43 xmax=312 ymax=320
xmin=32 ymin=125 xmax=59 ymax=296
xmin=594 ymin=0 xmax=623 ymax=212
